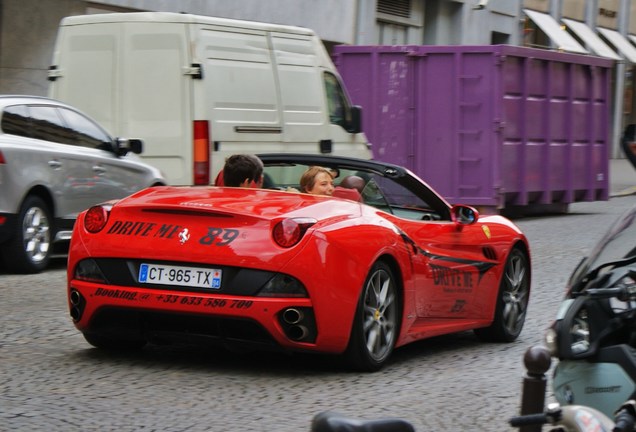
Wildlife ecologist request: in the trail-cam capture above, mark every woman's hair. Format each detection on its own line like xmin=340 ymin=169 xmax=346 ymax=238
xmin=299 ymin=166 xmax=334 ymax=193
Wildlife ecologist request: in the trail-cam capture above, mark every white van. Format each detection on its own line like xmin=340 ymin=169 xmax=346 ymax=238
xmin=48 ymin=12 xmax=371 ymax=185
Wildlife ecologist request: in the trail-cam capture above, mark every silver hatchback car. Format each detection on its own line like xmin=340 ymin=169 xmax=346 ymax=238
xmin=0 ymin=95 xmax=166 ymax=273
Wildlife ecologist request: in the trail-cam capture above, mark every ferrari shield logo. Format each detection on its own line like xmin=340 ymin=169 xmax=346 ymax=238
xmin=482 ymin=225 xmax=491 ymax=239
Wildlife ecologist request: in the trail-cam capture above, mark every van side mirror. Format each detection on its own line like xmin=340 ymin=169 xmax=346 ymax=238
xmin=346 ymin=105 xmax=362 ymax=134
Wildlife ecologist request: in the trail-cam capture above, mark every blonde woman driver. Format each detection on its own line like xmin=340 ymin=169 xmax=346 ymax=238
xmin=299 ymin=166 xmax=335 ymax=196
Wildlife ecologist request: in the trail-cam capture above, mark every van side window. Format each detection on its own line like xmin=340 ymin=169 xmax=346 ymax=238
xmin=1 ymin=105 xmax=31 ymax=138
xmin=58 ymin=108 xmax=111 ymax=150
xmin=324 ymin=72 xmax=350 ymax=127
xmin=29 ymin=106 xmax=75 ymax=145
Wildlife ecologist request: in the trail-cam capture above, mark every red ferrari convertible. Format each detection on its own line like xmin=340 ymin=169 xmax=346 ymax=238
xmin=67 ymin=154 xmax=530 ymax=371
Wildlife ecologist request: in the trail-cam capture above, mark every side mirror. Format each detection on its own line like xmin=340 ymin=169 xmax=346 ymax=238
xmin=115 ymin=138 xmax=144 ymax=156
xmin=346 ymin=105 xmax=362 ymax=134
xmin=451 ymin=205 xmax=479 ymax=225
xmin=128 ymin=139 xmax=143 ymax=154
xmin=623 ymin=124 xmax=636 ymax=141
xmin=311 ymin=411 xmax=415 ymax=432
xmin=621 ymin=124 xmax=636 ymax=170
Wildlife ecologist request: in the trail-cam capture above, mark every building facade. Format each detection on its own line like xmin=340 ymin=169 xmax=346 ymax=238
xmin=1 ymin=0 xmax=636 ymax=156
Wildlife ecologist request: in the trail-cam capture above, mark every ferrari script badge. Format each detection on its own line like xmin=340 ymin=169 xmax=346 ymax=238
xmin=178 ymin=228 xmax=190 ymax=245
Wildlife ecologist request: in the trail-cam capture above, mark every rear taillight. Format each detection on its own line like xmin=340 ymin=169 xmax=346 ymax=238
xmin=84 ymin=206 xmax=110 ymax=233
xmin=273 ymin=218 xmax=317 ymax=248
xmin=0 ymin=150 xmax=5 ymax=164
xmin=74 ymin=259 xmax=108 ymax=284
xmin=193 ymin=120 xmax=210 ymax=185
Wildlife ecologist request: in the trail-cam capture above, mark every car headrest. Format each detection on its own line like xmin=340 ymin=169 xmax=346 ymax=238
xmin=339 ymin=175 xmax=365 ymax=192
xmin=332 ymin=186 xmax=361 ymax=202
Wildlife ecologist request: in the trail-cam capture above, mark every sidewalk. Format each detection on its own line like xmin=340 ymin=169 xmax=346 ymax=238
xmin=610 ymin=158 xmax=636 ymax=197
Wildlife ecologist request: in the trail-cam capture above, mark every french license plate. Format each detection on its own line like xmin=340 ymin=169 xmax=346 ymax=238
xmin=138 ymin=263 xmax=222 ymax=289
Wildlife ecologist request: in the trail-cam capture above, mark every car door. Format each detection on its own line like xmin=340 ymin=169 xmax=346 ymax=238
xmin=404 ymin=219 xmax=496 ymax=319
xmin=28 ymin=105 xmax=97 ymax=220
xmin=57 ymin=107 xmax=150 ymax=203
xmin=371 ymin=175 xmax=494 ymax=319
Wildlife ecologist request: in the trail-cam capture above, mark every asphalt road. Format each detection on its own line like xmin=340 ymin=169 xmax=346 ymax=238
xmin=2 ymin=195 xmax=636 ymax=431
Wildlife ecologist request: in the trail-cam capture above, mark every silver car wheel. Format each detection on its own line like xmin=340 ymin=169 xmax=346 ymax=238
xmin=22 ymin=206 xmax=51 ymax=264
xmin=362 ymin=267 xmax=398 ymax=362
xmin=501 ymin=250 xmax=529 ymax=336
xmin=474 ymin=247 xmax=530 ymax=342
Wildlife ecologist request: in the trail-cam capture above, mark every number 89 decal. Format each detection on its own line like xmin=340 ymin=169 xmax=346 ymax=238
xmin=199 ymin=227 xmax=239 ymax=246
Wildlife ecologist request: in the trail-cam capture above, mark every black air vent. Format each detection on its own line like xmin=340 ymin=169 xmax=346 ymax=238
xmin=482 ymin=246 xmax=497 ymax=261
xmin=377 ymin=0 xmax=411 ymax=18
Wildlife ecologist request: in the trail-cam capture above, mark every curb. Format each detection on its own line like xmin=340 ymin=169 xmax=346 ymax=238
xmin=610 ymin=186 xmax=636 ymax=198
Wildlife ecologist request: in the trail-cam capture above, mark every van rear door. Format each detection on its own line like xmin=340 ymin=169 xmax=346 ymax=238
xmin=198 ymin=26 xmax=283 ymax=178
xmin=120 ymin=22 xmax=193 ymax=186
xmin=270 ymin=33 xmax=325 ymax=147
xmin=272 ymin=34 xmax=370 ymax=158
xmin=50 ymin=20 xmax=193 ymax=186
xmin=49 ymin=23 xmax=119 ymax=136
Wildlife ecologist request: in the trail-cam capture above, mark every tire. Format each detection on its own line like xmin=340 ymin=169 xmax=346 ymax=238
xmin=345 ymin=261 xmax=399 ymax=372
xmin=83 ymin=333 xmax=146 ymax=351
xmin=1 ymin=196 xmax=52 ymax=274
xmin=475 ymin=247 xmax=530 ymax=342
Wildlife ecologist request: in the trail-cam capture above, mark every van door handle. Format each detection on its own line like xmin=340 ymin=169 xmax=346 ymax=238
xmin=48 ymin=159 xmax=62 ymax=169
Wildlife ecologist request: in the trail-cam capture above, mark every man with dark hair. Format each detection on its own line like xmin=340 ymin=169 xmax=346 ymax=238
xmin=220 ymin=154 xmax=264 ymax=188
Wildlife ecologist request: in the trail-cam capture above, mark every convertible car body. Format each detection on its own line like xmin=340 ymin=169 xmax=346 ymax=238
xmin=67 ymin=154 xmax=531 ymax=371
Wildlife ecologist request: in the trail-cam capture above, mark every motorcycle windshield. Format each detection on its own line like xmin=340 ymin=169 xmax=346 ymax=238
xmin=568 ymin=204 xmax=636 ymax=291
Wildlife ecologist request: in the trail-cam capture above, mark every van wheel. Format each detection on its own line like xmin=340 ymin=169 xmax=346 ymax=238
xmin=1 ymin=196 xmax=52 ymax=274
xmin=345 ymin=261 xmax=399 ymax=372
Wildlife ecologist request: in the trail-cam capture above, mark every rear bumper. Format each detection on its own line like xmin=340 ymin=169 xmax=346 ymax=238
xmin=67 ymin=280 xmax=344 ymax=353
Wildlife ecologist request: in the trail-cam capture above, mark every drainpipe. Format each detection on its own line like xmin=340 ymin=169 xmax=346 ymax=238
xmin=354 ymin=0 xmax=373 ymax=45
xmin=611 ymin=0 xmax=630 ymax=158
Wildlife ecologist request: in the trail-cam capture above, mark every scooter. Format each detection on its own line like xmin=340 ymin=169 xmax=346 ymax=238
xmin=310 ymin=400 xmax=636 ymax=432
xmin=509 ymin=400 xmax=636 ymax=432
xmin=543 ymin=204 xmax=636 ymax=419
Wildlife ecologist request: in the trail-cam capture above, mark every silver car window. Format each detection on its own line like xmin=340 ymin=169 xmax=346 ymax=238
xmin=57 ymin=107 xmax=112 ymax=150
xmin=29 ymin=105 xmax=75 ymax=144
xmin=1 ymin=105 xmax=31 ymax=137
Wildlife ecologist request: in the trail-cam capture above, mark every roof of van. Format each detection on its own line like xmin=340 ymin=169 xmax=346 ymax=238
xmin=59 ymin=12 xmax=316 ymax=36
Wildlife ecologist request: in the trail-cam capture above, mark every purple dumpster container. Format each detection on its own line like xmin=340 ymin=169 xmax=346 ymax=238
xmin=333 ymin=45 xmax=614 ymax=214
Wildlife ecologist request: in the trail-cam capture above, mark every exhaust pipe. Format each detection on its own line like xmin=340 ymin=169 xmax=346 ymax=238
xmin=279 ymin=307 xmax=316 ymax=343
xmin=70 ymin=289 xmax=82 ymax=306
xmin=70 ymin=306 xmax=81 ymax=322
xmin=69 ymin=289 xmax=84 ymax=321
xmin=287 ymin=325 xmax=308 ymax=341
xmin=282 ymin=308 xmax=303 ymax=325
